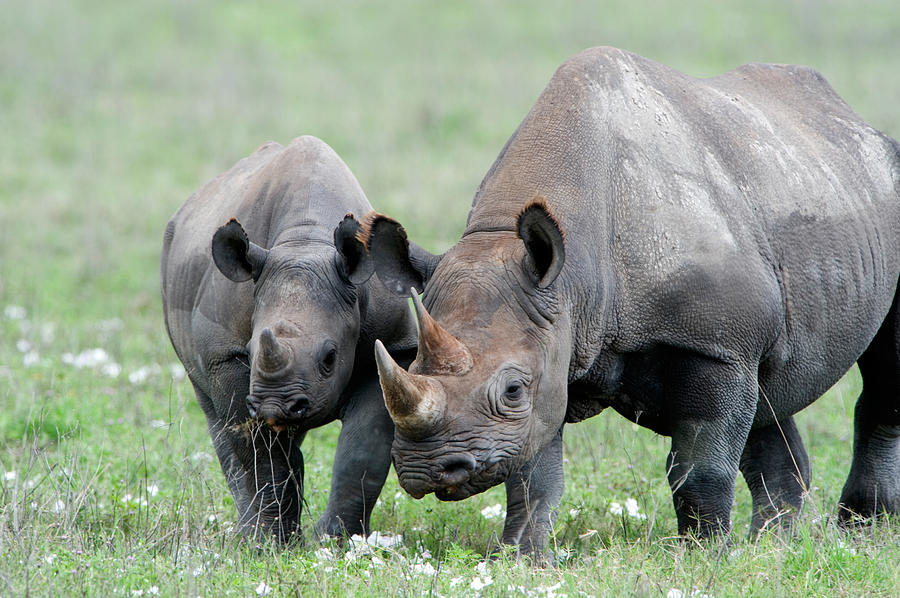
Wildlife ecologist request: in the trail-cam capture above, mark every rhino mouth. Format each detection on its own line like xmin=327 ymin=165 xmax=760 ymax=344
xmin=247 ymin=395 xmax=312 ymax=432
xmin=397 ymin=455 xmax=506 ymax=501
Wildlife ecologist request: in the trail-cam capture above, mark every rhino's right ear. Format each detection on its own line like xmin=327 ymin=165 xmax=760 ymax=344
xmin=360 ymin=212 xmax=441 ymax=296
xmin=211 ymin=219 xmax=269 ymax=283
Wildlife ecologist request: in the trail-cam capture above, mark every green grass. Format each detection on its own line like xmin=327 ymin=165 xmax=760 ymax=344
xmin=3 ymin=0 xmax=900 ymax=595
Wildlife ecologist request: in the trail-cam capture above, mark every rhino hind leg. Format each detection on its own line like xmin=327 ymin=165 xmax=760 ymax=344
xmin=500 ymin=425 xmax=565 ymax=561
xmin=739 ymin=416 xmax=810 ymax=534
xmin=839 ymin=290 xmax=900 ymax=522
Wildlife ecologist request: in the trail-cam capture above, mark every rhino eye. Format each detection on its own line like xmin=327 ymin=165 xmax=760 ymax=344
xmin=320 ymin=348 xmax=337 ymax=376
xmin=504 ymin=382 xmax=524 ymax=400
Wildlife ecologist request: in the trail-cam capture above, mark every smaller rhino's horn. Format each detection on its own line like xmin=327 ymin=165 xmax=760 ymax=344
xmin=257 ymin=328 xmax=291 ymax=374
xmin=410 ymin=290 xmax=473 ymax=376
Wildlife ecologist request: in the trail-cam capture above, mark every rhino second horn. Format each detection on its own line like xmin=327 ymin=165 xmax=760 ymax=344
xmin=374 ymin=339 xmax=445 ymax=435
xmin=410 ymin=290 xmax=473 ymax=376
xmin=257 ymin=327 xmax=291 ymax=374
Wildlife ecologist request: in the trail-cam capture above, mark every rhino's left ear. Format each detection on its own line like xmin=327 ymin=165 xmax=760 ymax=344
xmin=334 ymin=213 xmax=375 ymax=285
xmin=212 ymin=219 xmax=269 ymax=283
xmin=517 ymin=197 xmax=565 ymax=289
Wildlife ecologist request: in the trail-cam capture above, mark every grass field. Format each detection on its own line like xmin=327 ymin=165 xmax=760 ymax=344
xmin=2 ymin=1 xmax=900 ymax=596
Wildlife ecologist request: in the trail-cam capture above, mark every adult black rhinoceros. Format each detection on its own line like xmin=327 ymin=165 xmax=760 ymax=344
xmin=161 ymin=136 xmax=416 ymax=542
xmin=365 ymin=47 xmax=900 ymax=556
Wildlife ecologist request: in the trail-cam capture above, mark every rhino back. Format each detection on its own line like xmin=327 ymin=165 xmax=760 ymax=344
xmin=161 ymin=136 xmax=374 ymax=390
xmin=465 ymin=47 xmax=900 ymax=405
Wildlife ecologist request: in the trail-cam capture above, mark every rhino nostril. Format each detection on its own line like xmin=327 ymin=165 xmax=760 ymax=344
xmin=288 ymin=397 xmax=310 ymax=417
xmin=438 ymin=454 xmax=477 ymax=486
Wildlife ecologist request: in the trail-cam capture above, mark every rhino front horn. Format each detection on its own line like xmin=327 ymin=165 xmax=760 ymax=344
xmin=374 ymin=340 xmax=445 ymax=436
xmin=410 ymin=290 xmax=473 ymax=376
xmin=257 ymin=328 xmax=291 ymax=374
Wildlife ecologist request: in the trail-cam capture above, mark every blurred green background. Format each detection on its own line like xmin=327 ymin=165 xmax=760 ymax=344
xmin=1 ymin=1 xmax=899 ymax=595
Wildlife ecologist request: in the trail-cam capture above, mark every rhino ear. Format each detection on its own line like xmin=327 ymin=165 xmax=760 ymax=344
xmin=211 ymin=219 xmax=269 ymax=283
xmin=333 ymin=213 xmax=375 ymax=285
xmin=517 ymin=197 xmax=565 ymax=288
xmin=360 ymin=212 xmax=441 ymax=296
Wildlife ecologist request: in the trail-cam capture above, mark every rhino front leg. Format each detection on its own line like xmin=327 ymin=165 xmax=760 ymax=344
xmin=192 ymin=378 xmax=305 ymax=543
xmin=739 ymin=416 xmax=810 ymax=534
xmin=316 ymin=375 xmax=395 ymax=538
xmin=501 ymin=425 xmax=565 ymax=559
xmin=666 ymin=360 xmax=757 ymax=538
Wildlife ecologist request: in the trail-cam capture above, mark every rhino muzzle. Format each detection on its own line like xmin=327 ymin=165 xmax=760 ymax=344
xmin=393 ymin=451 xmax=479 ymax=500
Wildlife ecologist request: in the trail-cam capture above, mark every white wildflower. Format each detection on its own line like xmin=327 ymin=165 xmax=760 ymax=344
xmin=470 ymin=576 xmax=493 ymax=591
xmin=121 ymin=493 xmax=133 ymax=503
xmin=192 ymin=567 xmax=202 ymax=577
xmin=207 ymin=514 xmax=218 ymax=524
xmin=3 ymin=471 xmax=16 ymax=482
xmin=314 ymin=546 xmax=334 ymax=561
xmin=536 ymin=582 xmax=564 ymax=596
xmin=16 ymin=339 xmax=31 ymax=353
xmin=63 ymin=348 xmax=111 ymax=368
xmin=51 ymin=500 xmax=66 ymax=514
xmin=474 ymin=561 xmax=489 ymax=575
xmin=147 ymin=587 xmax=159 ymax=596
xmin=480 ymin=503 xmax=505 ymax=519
xmin=169 ymin=363 xmax=186 ymax=381
xmin=131 ymin=591 xmax=144 ymax=597
xmin=41 ymin=323 xmax=55 ymax=344
xmin=411 ymin=562 xmax=437 ymax=576
xmin=837 ymin=539 xmax=857 ymax=556
xmin=255 ymin=581 xmax=272 ymax=596
xmin=24 ymin=351 xmax=40 ymax=366
xmin=101 ymin=362 xmax=122 ymax=377
xmin=667 ymin=590 xmax=684 ymax=598
xmin=129 ymin=366 xmax=155 ymax=384
xmin=624 ymin=498 xmax=647 ymax=520
xmin=45 ymin=554 xmax=56 ymax=565
xmin=4 ymin=305 xmax=26 ymax=320
xmin=449 ymin=577 xmax=464 ymax=587
xmin=146 ymin=484 xmax=159 ymax=497
xmin=568 ymin=508 xmax=581 ymax=517
xmin=609 ymin=501 xmax=623 ymax=516
xmin=394 ymin=491 xmax=404 ymax=500
xmin=365 ymin=531 xmax=403 ymax=549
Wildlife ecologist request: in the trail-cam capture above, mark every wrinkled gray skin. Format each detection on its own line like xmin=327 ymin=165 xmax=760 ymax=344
xmin=161 ymin=136 xmax=416 ymax=542
xmin=367 ymin=47 xmax=900 ymax=557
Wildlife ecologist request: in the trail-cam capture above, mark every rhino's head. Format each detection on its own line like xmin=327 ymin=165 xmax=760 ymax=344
xmin=366 ymin=199 xmax=571 ymax=500
xmin=212 ymin=215 xmax=373 ymax=432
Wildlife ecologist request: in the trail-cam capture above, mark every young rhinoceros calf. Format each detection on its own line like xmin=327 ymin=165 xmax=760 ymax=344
xmin=365 ymin=47 xmax=900 ymax=556
xmin=161 ymin=136 xmax=416 ymax=542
